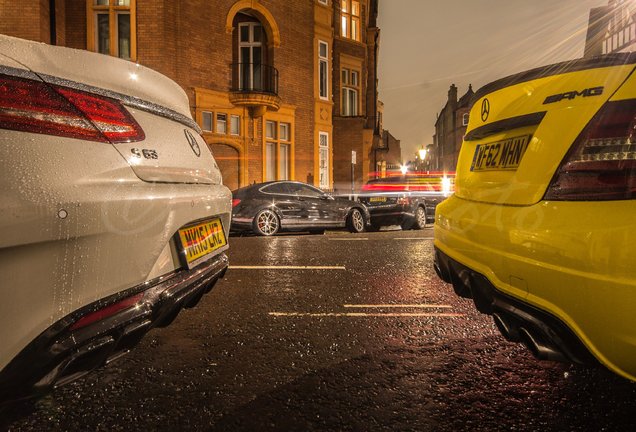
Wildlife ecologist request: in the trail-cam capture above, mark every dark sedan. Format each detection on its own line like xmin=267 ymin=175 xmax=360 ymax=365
xmin=231 ymin=181 xmax=370 ymax=236
xmin=357 ymin=173 xmax=454 ymax=230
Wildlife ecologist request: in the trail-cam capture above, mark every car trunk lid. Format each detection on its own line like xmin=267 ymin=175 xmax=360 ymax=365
xmin=0 ymin=35 xmax=220 ymax=185
xmin=457 ymin=54 xmax=636 ymax=205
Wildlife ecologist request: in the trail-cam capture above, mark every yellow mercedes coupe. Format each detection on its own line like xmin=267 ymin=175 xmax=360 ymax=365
xmin=434 ymin=53 xmax=636 ymax=381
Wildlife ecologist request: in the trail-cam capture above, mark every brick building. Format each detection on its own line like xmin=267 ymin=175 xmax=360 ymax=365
xmin=584 ymin=0 xmax=636 ymax=57
xmin=432 ymin=84 xmax=473 ymax=172
xmin=0 ymin=0 xmax=381 ymax=191
xmin=373 ymin=130 xmax=402 ymax=177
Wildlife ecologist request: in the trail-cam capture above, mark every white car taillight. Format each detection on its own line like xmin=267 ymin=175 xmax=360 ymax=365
xmin=544 ymin=99 xmax=636 ymax=201
xmin=0 ymin=73 xmax=144 ymax=143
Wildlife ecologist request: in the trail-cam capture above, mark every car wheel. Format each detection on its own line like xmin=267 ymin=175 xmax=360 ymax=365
xmin=253 ymin=209 xmax=280 ymax=236
xmin=413 ymin=205 xmax=427 ymax=230
xmin=400 ymin=218 xmax=414 ymax=230
xmin=347 ymin=208 xmax=365 ymax=233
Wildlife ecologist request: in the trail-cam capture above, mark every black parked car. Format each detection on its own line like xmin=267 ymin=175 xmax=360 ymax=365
xmin=231 ymin=181 xmax=370 ymax=236
xmin=357 ymin=173 xmax=454 ymax=231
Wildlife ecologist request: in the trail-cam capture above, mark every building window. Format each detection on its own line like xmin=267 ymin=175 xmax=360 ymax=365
xmin=266 ymin=120 xmax=276 ymax=139
xmin=280 ymin=123 xmax=290 ymax=141
xmin=216 ymin=113 xmax=227 ymax=134
xmin=340 ymin=0 xmax=360 ymax=41
xmin=319 ymin=41 xmax=329 ymax=100
xmin=230 ymin=115 xmax=241 ymax=135
xmin=265 ymin=142 xmax=276 ymax=181
xmin=202 ymin=111 xmax=213 ymax=132
xmin=87 ymin=0 xmax=136 ymax=61
xmin=319 ymin=132 xmax=330 ymax=189
xmin=341 ymin=68 xmax=359 ymax=116
xmin=238 ymin=21 xmax=264 ymax=90
xmin=462 ymin=113 xmax=469 ymax=126
xmin=264 ymin=120 xmax=293 ymax=181
xmin=279 ymin=144 xmax=290 ymax=180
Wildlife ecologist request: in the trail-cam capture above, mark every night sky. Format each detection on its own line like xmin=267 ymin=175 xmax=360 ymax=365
xmin=377 ymin=0 xmax=608 ymax=159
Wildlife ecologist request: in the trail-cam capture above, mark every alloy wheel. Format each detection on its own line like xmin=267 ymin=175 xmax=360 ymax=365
xmin=254 ymin=209 xmax=279 ymax=236
xmin=349 ymin=209 xmax=365 ymax=233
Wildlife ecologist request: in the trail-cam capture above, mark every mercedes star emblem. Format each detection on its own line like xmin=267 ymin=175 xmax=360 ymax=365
xmin=184 ymin=129 xmax=201 ymax=157
xmin=481 ymin=98 xmax=490 ymax=122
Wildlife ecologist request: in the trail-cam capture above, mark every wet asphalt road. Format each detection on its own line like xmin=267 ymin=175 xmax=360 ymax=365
xmin=3 ymin=227 xmax=636 ymax=431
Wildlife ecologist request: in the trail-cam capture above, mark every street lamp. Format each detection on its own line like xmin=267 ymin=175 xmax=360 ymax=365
xmin=400 ymin=164 xmax=408 ymax=175
xmin=418 ymin=147 xmax=427 ymax=160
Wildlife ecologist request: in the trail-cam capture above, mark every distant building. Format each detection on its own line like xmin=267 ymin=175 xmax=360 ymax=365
xmin=331 ymin=0 xmax=382 ymax=192
xmin=0 ymin=0 xmax=382 ymax=192
xmin=432 ymin=84 xmax=473 ymax=172
xmin=373 ymin=130 xmax=402 ymax=178
xmin=585 ymin=0 xmax=636 ymax=57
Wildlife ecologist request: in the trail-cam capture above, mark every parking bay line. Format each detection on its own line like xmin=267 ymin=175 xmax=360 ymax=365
xmin=269 ymin=312 xmax=464 ymax=317
xmin=343 ymin=304 xmax=453 ymax=309
xmin=327 ymin=238 xmax=369 ymax=241
xmin=229 ymin=265 xmax=346 ymax=270
xmin=393 ymin=237 xmax=434 ymax=240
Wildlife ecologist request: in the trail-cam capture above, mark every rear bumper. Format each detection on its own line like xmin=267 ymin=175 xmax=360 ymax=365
xmin=434 ymin=247 xmax=596 ymax=365
xmin=0 ymin=252 xmax=228 ymax=403
xmin=434 ymin=194 xmax=636 ymax=381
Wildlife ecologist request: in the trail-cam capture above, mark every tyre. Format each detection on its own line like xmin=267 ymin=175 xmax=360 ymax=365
xmin=400 ymin=218 xmax=414 ymax=230
xmin=366 ymin=223 xmax=381 ymax=232
xmin=252 ymin=209 xmax=280 ymax=236
xmin=413 ymin=205 xmax=427 ymax=230
xmin=347 ymin=208 xmax=365 ymax=233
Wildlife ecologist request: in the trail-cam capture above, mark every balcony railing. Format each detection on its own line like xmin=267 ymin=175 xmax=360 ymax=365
xmin=230 ymin=63 xmax=279 ymax=96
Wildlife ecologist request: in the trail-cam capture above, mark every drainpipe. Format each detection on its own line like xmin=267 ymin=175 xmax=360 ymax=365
xmin=49 ymin=0 xmax=57 ymax=45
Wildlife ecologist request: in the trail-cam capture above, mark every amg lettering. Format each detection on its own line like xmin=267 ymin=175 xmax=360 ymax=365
xmin=543 ymin=86 xmax=604 ymax=104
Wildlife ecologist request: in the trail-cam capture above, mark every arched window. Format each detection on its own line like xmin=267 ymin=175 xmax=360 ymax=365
xmin=232 ymin=13 xmax=276 ymax=94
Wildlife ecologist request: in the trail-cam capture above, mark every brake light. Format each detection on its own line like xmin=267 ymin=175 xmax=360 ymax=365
xmin=70 ymin=293 xmax=143 ymax=331
xmin=544 ymin=99 xmax=636 ymax=201
xmin=232 ymin=198 xmax=241 ymax=207
xmin=0 ymin=74 xmax=144 ymax=143
xmin=397 ymin=196 xmax=410 ymax=205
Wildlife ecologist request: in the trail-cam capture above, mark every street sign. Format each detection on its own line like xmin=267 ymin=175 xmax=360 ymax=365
xmin=351 ymin=150 xmax=356 ymax=165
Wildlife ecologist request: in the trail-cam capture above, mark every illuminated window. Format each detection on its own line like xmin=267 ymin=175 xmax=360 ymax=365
xmin=264 ymin=120 xmax=293 ymax=181
xmin=87 ymin=0 xmax=136 ymax=61
xmin=341 ymin=68 xmax=360 ymax=116
xmin=319 ymin=132 xmax=330 ymax=189
xmin=462 ymin=113 xmax=469 ymax=126
xmin=265 ymin=142 xmax=276 ymax=181
xmin=340 ymin=0 xmax=360 ymax=41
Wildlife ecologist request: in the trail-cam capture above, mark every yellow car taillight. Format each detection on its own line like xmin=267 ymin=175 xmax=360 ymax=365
xmin=544 ymin=99 xmax=636 ymax=201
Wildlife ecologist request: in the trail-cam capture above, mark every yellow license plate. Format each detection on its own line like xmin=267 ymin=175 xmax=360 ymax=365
xmin=369 ymin=196 xmax=387 ymax=203
xmin=470 ymin=134 xmax=531 ymax=172
xmin=177 ymin=218 xmax=227 ymax=268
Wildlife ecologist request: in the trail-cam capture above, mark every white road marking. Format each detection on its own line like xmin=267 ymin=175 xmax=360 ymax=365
xmin=230 ymin=265 xmax=346 ymax=270
xmin=343 ymin=304 xmax=453 ymax=309
xmin=393 ymin=237 xmax=434 ymax=240
xmin=269 ymin=312 xmax=464 ymax=317
xmin=328 ymin=238 xmax=369 ymax=241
